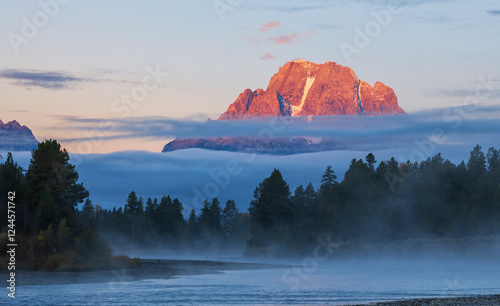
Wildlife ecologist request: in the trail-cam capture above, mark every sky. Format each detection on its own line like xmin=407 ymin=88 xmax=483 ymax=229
xmin=1 ymin=0 xmax=500 ymax=153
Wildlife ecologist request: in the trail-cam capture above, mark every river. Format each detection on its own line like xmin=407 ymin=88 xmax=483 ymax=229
xmin=7 ymin=257 xmax=500 ymax=305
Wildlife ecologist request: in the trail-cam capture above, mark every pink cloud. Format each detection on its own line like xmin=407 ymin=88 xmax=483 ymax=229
xmin=260 ymin=53 xmax=277 ymax=60
xmin=269 ymin=33 xmax=300 ymax=45
xmin=259 ymin=21 xmax=281 ymax=32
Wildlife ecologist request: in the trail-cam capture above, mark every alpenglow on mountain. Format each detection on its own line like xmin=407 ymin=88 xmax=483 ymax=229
xmin=0 ymin=119 xmax=39 ymax=151
xmin=163 ymin=60 xmax=406 ymax=154
xmin=219 ymin=60 xmax=404 ymax=119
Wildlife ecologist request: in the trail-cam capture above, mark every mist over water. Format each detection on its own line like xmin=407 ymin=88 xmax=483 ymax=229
xmin=12 ymin=256 xmax=500 ymax=305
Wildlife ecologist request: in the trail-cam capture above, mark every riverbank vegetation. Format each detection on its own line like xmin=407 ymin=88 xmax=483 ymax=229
xmin=80 ymin=144 xmax=500 ymax=256
xmin=0 ymin=140 xmax=139 ymax=271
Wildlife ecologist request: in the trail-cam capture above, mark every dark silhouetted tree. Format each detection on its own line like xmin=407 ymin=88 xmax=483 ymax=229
xmin=222 ymin=199 xmax=238 ymax=240
xmin=82 ymin=198 xmax=96 ymax=228
xmin=199 ymin=198 xmax=222 ymax=237
xmin=0 ymin=152 xmax=26 ymax=229
xmin=248 ymin=169 xmax=293 ymax=251
xmin=26 ymin=140 xmax=89 ymax=231
xmin=366 ymin=153 xmax=377 ymax=173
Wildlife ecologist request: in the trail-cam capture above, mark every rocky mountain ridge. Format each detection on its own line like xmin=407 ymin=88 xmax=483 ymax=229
xmin=163 ymin=60 xmax=406 ymax=154
xmin=0 ymin=119 xmax=39 ymax=151
xmin=218 ymin=60 xmax=404 ymax=120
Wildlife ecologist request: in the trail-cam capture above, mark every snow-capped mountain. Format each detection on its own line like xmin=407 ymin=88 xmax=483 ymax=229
xmin=163 ymin=60 xmax=406 ymax=154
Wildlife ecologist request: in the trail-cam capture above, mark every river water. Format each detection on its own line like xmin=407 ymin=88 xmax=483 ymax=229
xmin=7 ymin=257 xmax=500 ymax=305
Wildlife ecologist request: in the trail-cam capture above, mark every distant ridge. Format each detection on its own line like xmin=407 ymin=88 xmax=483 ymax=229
xmin=0 ymin=119 xmax=39 ymax=151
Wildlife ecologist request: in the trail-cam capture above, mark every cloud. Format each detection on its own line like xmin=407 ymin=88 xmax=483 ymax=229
xmin=260 ymin=53 xmax=277 ymax=60
xmin=282 ymin=5 xmax=329 ymax=12
xmin=267 ymin=29 xmax=314 ymax=45
xmin=88 ymin=67 xmax=126 ymax=75
xmin=269 ymin=33 xmax=300 ymax=45
xmin=244 ymin=4 xmax=330 ymax=13
xmin=355 ymin=0 xmax=451 ymax=7
xmin=259 ymin=21 xmax=281 ymax=32
xmin=0 ymin=69 xmax=86 ymax=90
xmin=0 ymin=68 xmax=145 ymax=90
xmin=487 ymin=10 xmax=500 ymax=16
xmin=52 ymin=105 xmax=500 ymax=148
xmin=414 ymin=12 xmax=451 ymax=24
xmin=4 ymin=140 xmax=497 ymax=213
xmin=32 ymin=105 xmax=500 ymax=211
xmin=68 ymin=149 xmax=352 ymax=212
xmin=245 ymin=0 xmax=454 ymax=14
xmin=436 ymin=88 xmax=500 ymax=99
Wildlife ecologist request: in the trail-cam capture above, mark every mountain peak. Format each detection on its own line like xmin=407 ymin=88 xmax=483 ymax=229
xmin=9 ymin=120 xmax=21 ymax=128
xmin=219 ymin=60 xmax=404 ymax=120
xmin=1 ymin=120 xmax=25 ymax=131
xmin=0 ymin=119 xmax=39 ymax=151
xmin=163 ymin=60 xmax=406 ymax=154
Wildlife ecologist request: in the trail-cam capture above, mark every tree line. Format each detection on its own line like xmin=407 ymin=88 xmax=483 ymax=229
xmin=82 ymin=144 xmax=500 ymax=256
xmin=88 ymin=194 xmax=251 ymax=252
xmin=246 ymin=145 xmax=500 ymax=255
xmin=2 ymin=141 xmax=499 ymax=261
xmin=0 ymin=140 xmax=138 ymax=270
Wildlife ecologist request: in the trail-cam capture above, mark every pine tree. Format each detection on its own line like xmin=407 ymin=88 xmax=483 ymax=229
xmin=124 ymin=191 xmax=142 ymax=240
xmin=199 ymin=199 xmax=211 ymax=225
xmin=366 ymin=153 xmax=377 ymax=173
xmin=304 ymin=183 xmax=317 ymax=207
xmin=487 ymin=147 xmax=500 ymax=181
xmin=209 ymin=198 xmax=222 ymax=235
xmin=321 ymin=165 xmax=337 ymax=187
xmin=82 ymin=198 xmax=96 ymax=228
xmin=124 ymin=191 xmax=139 ymax=214
xmin=248 ymin=169 xmax=293 ymax=249
xmin=36 ymin=185 xmax=58 ymax=230
xmin=167 ymin=198 xmax=185 ymax=239
xmin=188 ymin=209 xmax=197 ymax=225
xmin=467 ymin=145 xmax=487 ymax=180
xmin=222 ymin=199 xmax=238 ymax=240
xmin=26 ymin=140 xmax=89 ymax=232
xmin=0 ymin=152 xmax=26 ymax=229
xmin=317 ymin=166 xmax=339 ymax=235
xmin=199 ymin=198 xmax=222 ymax=237
xmin=145 ymin=197 xmax=157 ymax=215
xmin=186 ymin=208 xmax=199 ymax=242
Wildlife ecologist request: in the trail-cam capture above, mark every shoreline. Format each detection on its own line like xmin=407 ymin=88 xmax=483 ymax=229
xmin=16 ymin=258 xmax=288 ymax=287
xmin=357 ymin=295 xmax=500 ymax=305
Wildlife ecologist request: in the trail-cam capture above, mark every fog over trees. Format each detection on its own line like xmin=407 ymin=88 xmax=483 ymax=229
xmin=76 ymin=144 xmax=500 ymax=256
xmin=1 ymin=143 xmax=499 ymax=260
xmin=0 ymin=140 xmax=138 ymax=270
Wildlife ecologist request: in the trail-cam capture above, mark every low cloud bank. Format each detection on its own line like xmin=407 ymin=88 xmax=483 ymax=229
xmin=54 ymin=105 xmax=500 ymax=146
